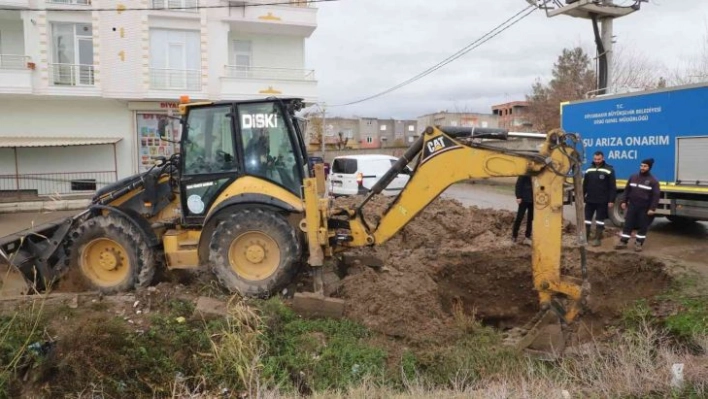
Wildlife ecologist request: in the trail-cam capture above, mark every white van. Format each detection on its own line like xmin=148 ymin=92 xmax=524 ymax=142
xmin=329 ymin=154 xmax=411 ymax=197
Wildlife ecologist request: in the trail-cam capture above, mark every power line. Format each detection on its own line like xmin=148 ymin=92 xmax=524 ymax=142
xmin=330 ymin=4 xmax=538 ymax=107
xmin=0 ymin=0 xmax=339 ymax=12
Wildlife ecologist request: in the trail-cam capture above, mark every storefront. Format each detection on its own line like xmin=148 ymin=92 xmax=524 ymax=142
xmin=128 ymin=101 xmax=183 ymax=173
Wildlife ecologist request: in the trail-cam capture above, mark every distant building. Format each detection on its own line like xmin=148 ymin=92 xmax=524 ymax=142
xmin=491 ymin=101 xmax=534 ymax=131
xmin=417 ymin=111 xmax=499 ymax=132
xmin=307 ymin=116 xmax=416 ymax=150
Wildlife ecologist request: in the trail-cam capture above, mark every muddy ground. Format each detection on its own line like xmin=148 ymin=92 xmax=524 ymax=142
xmin=331 ymin=195 xmax=672 ymax=344
xmin=0 ymin=183 xmax=693 ymax=347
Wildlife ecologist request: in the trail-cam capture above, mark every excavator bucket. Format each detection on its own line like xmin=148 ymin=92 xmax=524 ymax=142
xmin=291 ymin=265 xmax=345 ymax=319
xmin=503 ymin=309 xmax=567 ymax=359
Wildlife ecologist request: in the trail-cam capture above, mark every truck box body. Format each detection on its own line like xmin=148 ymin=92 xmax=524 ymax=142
xmin=561 ymin=83 xmax=708 ymax=223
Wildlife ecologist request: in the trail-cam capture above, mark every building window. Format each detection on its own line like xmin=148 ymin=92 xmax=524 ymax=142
xmin=51 ymin=23 xmax=94 ymax=86
xmin=231 ymin=40 xmax=252 ymax=77
xmin=380 ymin=125 xmax=386 ymax=131
xmin=366 ymin=136 xmax=373 ymax=143
xmin=408 ymin=125 xmax=414 ymax=132
xmin=149 ymin=29 xmax=201 ymax=90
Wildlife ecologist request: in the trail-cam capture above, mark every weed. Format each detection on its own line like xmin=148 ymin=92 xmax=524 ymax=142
xmin=258 ymin=298 xmax=387 ymax=392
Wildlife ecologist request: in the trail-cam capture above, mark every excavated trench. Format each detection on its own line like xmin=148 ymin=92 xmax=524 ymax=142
xmin=334 ymin=195 xmax=672 ymax=343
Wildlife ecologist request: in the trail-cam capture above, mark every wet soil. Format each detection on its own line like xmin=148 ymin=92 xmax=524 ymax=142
xmin=334 ymin=196 xmax=672 ymax=343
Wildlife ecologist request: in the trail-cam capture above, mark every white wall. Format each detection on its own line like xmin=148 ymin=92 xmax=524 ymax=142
xmin=0 ymin=98 xmax=135 ymax=179
xmin=227 ymin=32 xmax=304 ymax=68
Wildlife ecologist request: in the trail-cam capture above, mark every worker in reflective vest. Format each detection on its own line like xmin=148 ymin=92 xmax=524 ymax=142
xmin=615 ymin=158 xmax=661 ymax=252
xmin=582 ymin=151 xmax=617 ymax=246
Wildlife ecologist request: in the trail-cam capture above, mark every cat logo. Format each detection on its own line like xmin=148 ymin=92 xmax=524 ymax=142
xmin=426 ymin=137 xmax=446 ymax=154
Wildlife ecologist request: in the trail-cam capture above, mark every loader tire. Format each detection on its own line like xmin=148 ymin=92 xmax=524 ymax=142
xmin=209 ymin=209 xmax=301 ymax=298
xmin=66 ymin=214 xmax=156 ymax=293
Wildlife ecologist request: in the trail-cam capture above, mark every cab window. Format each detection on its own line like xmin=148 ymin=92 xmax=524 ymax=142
xmin=238 ymin=102 xmax=301 ymax=194
xmin=183 ymin=105 xmax=236 ymax=175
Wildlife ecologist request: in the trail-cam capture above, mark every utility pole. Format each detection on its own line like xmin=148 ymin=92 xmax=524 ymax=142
xmin=320 ymin=103 xmax=326 ymax=158
xmin=542 ymin=0 xmax=645 ymax=95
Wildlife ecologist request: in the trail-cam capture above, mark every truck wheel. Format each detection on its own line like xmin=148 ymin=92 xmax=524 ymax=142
xmin=67 ymin=215 xmax=156 ymax=293
xmin=609 ymin=193 xmax=626 ymax=228
xmin=209 ymin=209 xmax=301 ymax=298
xmin=666 ymin=216 xmax=698 ymax=226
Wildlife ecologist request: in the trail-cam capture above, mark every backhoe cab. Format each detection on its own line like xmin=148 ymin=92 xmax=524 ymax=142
xmin=0 ymin=96 xmax=589 ymax=353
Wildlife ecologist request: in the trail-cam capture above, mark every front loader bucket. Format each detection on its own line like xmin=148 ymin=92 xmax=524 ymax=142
xmin=0 ymin=262 xmax=31 ymax=297
xmin=0 ymin=217 xmax=75 ymax=296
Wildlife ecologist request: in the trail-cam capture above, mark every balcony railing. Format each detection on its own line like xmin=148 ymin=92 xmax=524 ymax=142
xmin=0 ymin=55 xmax=30 ymax=70
xmin=0 ymin=171 xmax=117 ymax=197
xmin=238 ymin=0 xmax=312 ymax=7
xmin=150 ymin=68 xmax=201 ymax=90
xmin=224 ymin=65 xmax=315 ymax=81
xmin=47 ymin=0 xmax=90 ymax=5
xmin=152 ymin=0 xmax=198 ymax=11
xmin=49 ymin=63 xmax=95 ymax=86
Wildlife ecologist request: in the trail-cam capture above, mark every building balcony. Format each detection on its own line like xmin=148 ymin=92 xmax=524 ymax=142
xmin=0 ymin=0 xmax=30 ymax=8
xmin=223 ymin=1 xmax=317 ymax=36
xmin=220 ymin=65 xmax=317 ymax=102
xmin=152 ymin=0 xmax=199 ymax=12
xmin=0 ymin=55 xmax=33 ymax=94
xmin=49 ymin=63 xmax=95 ymax=86
xmin=149 ymin=68 xmax=202 ymax=91
xmin=45 ymin=0 xmax=90 ymax=5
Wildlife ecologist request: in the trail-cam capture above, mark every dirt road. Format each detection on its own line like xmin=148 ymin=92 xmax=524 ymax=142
xmin=443 ymin=182 xmax=708 ymax=275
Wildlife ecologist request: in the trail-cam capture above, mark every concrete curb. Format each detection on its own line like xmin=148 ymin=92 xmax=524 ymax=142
xmin=0 ymin=199 xmax=91 ymax=214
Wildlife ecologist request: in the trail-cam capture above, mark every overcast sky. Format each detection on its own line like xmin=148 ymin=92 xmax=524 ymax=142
xmin=304 ymin=0 xmax=708 ymax=120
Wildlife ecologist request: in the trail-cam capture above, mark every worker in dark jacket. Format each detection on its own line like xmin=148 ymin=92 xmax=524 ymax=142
xmin=615 ymin=158 xmax=661 ymax=252
xmin=582 ymin=151 xmax=617 ymax=246
xmin=512 ymin=175 xmax=533 ymax=246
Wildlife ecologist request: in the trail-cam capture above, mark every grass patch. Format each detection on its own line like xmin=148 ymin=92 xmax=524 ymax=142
xmin=258 ymin=298 xmax=387 ymax=393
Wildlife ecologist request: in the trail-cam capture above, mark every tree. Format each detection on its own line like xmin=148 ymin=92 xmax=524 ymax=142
xmin=610 ymin=45 xmax=668 ymax=90
xmin=526 ymin=47 xmax=596 ymax=131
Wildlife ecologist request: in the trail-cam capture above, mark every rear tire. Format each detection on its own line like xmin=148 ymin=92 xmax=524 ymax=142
xmin=66 ymin=214 xmax=156 ymax=293
xmin=609 ymin=192 xmax=626 ymax=228
xmin=209 ymin=209 xmax=301 ymax=298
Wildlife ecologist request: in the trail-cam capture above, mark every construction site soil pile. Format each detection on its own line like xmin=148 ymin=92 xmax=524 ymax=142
xmin=333 ymin=195 xmax=671 ymax=343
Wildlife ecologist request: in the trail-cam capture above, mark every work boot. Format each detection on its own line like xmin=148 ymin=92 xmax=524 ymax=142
xmin=634 ymin=241 xmax=643 ymax=252
xmin=522 ymin=237 xmax=532 ymax=246
xmin=511 ymin=236 xmax=518 ymax=245
xmin=615 ymin=240 xmax=628 ymax=250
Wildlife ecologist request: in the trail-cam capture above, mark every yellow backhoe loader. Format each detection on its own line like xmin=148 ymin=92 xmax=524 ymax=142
xmin=0 ymin=97 xmax=589 ymax=352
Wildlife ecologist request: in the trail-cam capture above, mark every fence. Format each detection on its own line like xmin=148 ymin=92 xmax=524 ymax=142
xmin=0 ymin=171 xmax=117 ymax=199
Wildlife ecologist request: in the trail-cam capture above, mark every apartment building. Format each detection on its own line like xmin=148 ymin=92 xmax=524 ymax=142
xmin=417 ymin=111 xmax=499 ymax=132
xmin=306 ymin=116 xmax=418 ymax=151
xmin=0 ymin=0 xmax=317 ymax=197
xmin=491 ymin=101 xmax=533 ymax=131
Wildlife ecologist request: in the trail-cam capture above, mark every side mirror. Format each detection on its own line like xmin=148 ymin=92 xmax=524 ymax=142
xmin=158 ymin=118 xmax=168 ymax=139
xmin=158 ymin=117 xmax=180 ymax=144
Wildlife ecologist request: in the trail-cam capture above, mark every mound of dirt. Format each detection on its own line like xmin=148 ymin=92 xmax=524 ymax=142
xmin=334 ymin=196 xmax=671 ymax=343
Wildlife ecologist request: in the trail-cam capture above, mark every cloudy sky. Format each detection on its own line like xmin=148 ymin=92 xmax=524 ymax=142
xmin=304 ymin=0 xmax=708 ymax=120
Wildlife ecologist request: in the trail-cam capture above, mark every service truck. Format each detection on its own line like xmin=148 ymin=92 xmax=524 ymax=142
xmin=561 ymin=82 xmax=708 ymax=227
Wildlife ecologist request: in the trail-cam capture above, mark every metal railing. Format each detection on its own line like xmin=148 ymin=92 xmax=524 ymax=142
xmin=0 ymin=55 xmax=30 ymax=70
xmin=49 ymin=63 xmax=95 ymax=86
xmin=245 ymin=0 xmax=312 ymax=6
xmin=47 ymin=0 xmax=90 ymax=5
xmin=0 ymin=171 xmax=117 ymax=197
xmin=152 ymin=0 xmax=198 ymax=11
xmin=224 ymin=65 xmax=315 ymax=81
xmin=150 ymin=68 xmax=201 ymax=90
